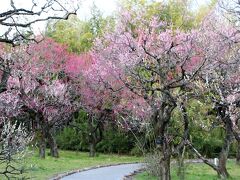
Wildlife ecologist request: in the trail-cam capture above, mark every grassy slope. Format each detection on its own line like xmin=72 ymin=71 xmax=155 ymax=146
xmin=135 ymin=160 xmax=240 ymax=180
xmin=0 ymin=149 xmax=142 ymax=180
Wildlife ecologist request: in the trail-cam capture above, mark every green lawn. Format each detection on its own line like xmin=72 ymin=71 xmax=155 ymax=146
xmin=135 ymin=161 xmax=240 ymax=180
xmin=0 ymin=149 xmax=142 ymax=180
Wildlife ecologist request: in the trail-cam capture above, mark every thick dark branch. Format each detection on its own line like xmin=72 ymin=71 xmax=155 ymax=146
xmin=1 ymin=12 xmax=77 ymax=28
xmin=0 ymin=9 xmax=38 ymax=18
xmin=186 ymin=140 xmax=219 ymax=171
xmin=0 ymin=0 xmax=79 ymax=45
xmin=172 ymin=101 xmax=190 ymax=155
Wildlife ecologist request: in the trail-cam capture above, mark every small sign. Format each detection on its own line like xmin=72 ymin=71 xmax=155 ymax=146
xmin=214 ymin=158 xmax=219 ymax=166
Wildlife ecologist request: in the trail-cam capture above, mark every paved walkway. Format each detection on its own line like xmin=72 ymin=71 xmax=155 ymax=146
xmin=61 ymin=163 xmax=143 ymax=180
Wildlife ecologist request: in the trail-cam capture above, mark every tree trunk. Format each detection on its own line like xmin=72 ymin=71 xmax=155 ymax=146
xmin=217 ymin=121 xmax=232 ymax=178
xmin=157 ymin=127 xmax=171 ymax=180
xmin=218 ymin=153 xmax=229 ymax=179
xmin=37 ymin=114 xmax=46 ymax=159
xmin=236 ymin=119 xmax=240 ymax=165
xmin=88 ymin=115 xmax=104 ymax=157
xmin=0 ymin=70 xmax=10 ymax=93
xmin=228 ymin=103 xmax=240 ymax=165
xmin=153 ymin=97 xmax=176 ymax=180
xmin=159 ymin=151 xmax=171 ymax=180
xmin=89 ymin=143 xmax=96 ymax=157
xmin=46 ymin=129 xmax=59 ymax=158
xmin=39 ymin=133 xmax=46 ymax=159
xmin=218 ymin=143 xmax=230 ymax=178
xmin=174 ymin=102 xmax=189 ymax=180
xmin=236 ymin=141 xmax=240 ymax=165
xmin=88 ymin=116 xmax=96 ymax=157
xmin=37 ymin=113 xmax=59 ymax=158
xmin=176 ymin=146 xmax=186 ymax=180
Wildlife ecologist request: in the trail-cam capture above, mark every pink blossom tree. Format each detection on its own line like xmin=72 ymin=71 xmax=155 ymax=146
xmin=67 ymin=51 xmax=150 ymax=156
xmin=184 ymin=12 xmax=240 ymax=178
xmin=0 ymin=39 xmax=81 ymax=158
xmin=92 ymin=9 xmax=207 ymax=179
xmin=201 ymin=17 xmax=240 ymax=169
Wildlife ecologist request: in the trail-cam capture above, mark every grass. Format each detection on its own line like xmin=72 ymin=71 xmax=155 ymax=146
xmin=0 ymin=149 xmax=142 ymax=180
xmin=135 ymin=160 xmax=240 ymax=180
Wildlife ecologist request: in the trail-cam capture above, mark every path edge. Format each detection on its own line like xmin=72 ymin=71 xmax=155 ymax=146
xmin=49 ymin=162 xmax=142 ymax=180
xmin=122 ymin=159 xmax=217 ymax=179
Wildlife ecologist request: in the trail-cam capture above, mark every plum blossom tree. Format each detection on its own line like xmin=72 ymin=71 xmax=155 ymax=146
xmin=92 ymin=9 xmax=207 ymax=179
xmin=0 ymin=121 xmax=33 ymax=179
xmin=205 ymin=31 xmax=240 ymax=169
xmin=65 ymin=51 xmax=150 ymax=157
xmin=186 ymin=13 xmax=240 ymax=178
xmin=0 ymin=39 xmax=82 ymax=158
xmin=67 ymin=53 xmax=112 ymax=157
xmin=218 ymin=0 xmax=240 ymax=166
xmin=0 ymin=0 xmax=80 ymax=117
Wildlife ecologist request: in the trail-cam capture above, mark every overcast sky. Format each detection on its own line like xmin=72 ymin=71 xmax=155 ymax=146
xmin=79 ymin=0 xmax=211 ymax=19
xmin=0 ymin=0 xmax=211 ymax=34
xmin=1 ymin=0 xmax=211 ymax=19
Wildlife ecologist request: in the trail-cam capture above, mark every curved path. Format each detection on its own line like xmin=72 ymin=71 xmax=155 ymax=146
xmin=61 ymin=163 xmax=143 ymax=180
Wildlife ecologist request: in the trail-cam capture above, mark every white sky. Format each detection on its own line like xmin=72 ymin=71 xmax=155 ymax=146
xmin=0 ymin=0 xmax=211 ymax=35
xmin=79 ymin=0 xmax=118 ymax=19
xmin=79 ymin=0 xmax=211 ymax=19
xmin=0 ymin=0 xmax=211 ymax=19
